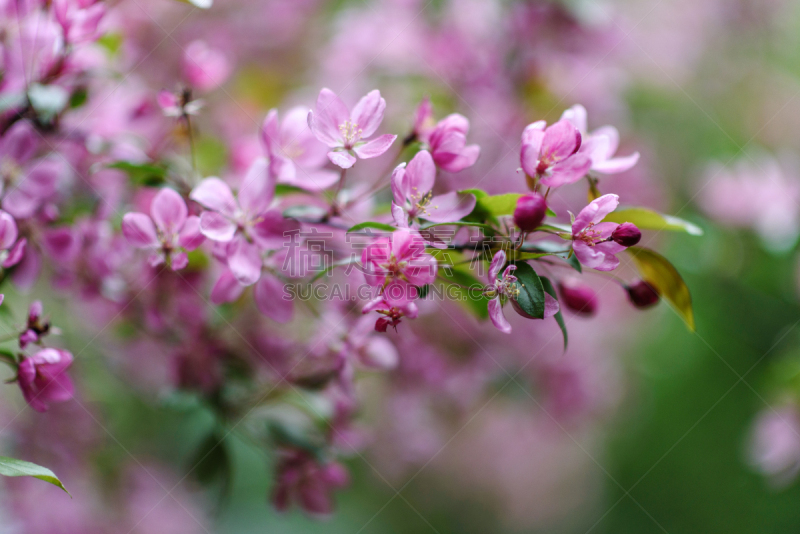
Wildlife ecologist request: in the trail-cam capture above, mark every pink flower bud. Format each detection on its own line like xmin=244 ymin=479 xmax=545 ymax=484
xmin=558 ymin=278 xmax=598 ymax=316
xmin=17 ymin=348 xmax=74 ymax=412
xmin=513 ymin=193 xmax=547 ymax=232
xmin=611 ymin=222 xmax=641 ymax=247
xmin=626 ymin=280 xmax=659 ymax=309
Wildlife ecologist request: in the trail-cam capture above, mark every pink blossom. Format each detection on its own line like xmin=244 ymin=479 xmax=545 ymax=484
xmin=17 ymin=348 xmax=74 ymax=412
xmin=486 ymin=250 xmax=560 ymax=333
xmin=181 ymin=40 xmax=232 ymax=92
xmin=520 ymin=119 xmax=591 ymax=188
xmin=361 ymin=228 xmax=438 ymax=290
xmin=122 ymin=188 xmax=204 ymax=270
xmin=0 ymin=209 xmax=26 ymax=268
xmin=571 ymin=194 xmax=627 ymax=271
xmin=362 ymin=281 xmax=420 ymax=332
xmin=485 ymin=250 xmax=518 ymax=334
xmin=391 ymin=150 xmax=475 ymax=225
xmin=157 ymin=89 xmax=203 ymax=118
xmin=0 ymin=122 xmax=62 ymax=219
xmin=748 ymin=405 xmax=800 ymax=486
xmin=19 ymin=300 xmax=50 ymax=348
xmin=560 ymin=104 xmax=640 ymax=174
xmin=261 ymin=107 xmax=339 ymax=190
xmin=307 ymin=88 xmax=397 ymax=169
xmin=271 ymin=449 xmax=349 ymax=516
xmin=414 ymin=99 xmax=480 ymax=173
xmin=53 ymin=0 xmax=105 ymax=45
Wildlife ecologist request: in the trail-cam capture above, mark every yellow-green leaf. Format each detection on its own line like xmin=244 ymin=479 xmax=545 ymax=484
xmin=0 ymin=456 xmax=70 ymax=495
xmin=604 ymin=207 xmax=703 ymax=236
xmin=627 ymin=247 xmax=695 ymax=331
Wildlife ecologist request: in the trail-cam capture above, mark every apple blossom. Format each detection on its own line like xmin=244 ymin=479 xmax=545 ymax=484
xmin=307 ymin=88 xmax=397 ymax=169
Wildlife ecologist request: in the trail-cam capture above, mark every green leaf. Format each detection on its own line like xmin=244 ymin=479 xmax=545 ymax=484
xmin=419 ymin=221 xmax=496 ymax=232
xmin=627 ymin=246 xmax=695 ymax=331
xmin=274 ymin=184 xmax=306 ymax=196
xmin=460 ymin=190 xmax=523 ymax=224
xmin=546 ymin=206 xmax=557 ymax=217
xmin=566 ymin=253 xmax=582 ymax=273
xmin=510 ymin=261 xmax=545 ymax=319
xmin=540 ymin=277 xmax=568 ymax=350
xmin=437 ymin=268 xmax=489 ymax=319
xmin=189 ymin=432 xmax=231 ymax=488
xmin=108 ymin=161 xmax=168 ymax=187
xmin=603 ymin=207 xmax=703 ymax=236
xmin=346 ymin=222 xmax=397 ymax=233
xmin=0 ymin=456 xmax=69 ymax=495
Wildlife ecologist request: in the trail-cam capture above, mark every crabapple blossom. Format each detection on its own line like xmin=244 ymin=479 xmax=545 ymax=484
xmin=261 ymin=107 xmax=339 ymax=190
xmin=520 ymin=119 xmax=591 ymax=188
xmin=391 ymin=150 xmax=476 ymax=225
xmin=560 ymin=104 xmax=640 ymax=175
xmin=0 ymin=210 xmax=26 ymax=269
xmin=362 ymin=281 xmax=420 ymax=332
xmin=413 ymin=98 xmax=480 ymax=172
xmin=181 ymin=40 xmax=231 ymax=92
xmin=748 ymin=404 xmax=800 ymax=486
xmin=122 ymin=188 xmax=204 ymax=270
xmin=485 ymin=250 xmax=519 ymax=334
xmin=361 ymin=228 xmax=438 ymax=290
xmin=571 ymin=194 xmax=627 ymax=271
xmin=19 ymin=300 xmax=50 ymax=348
xmin=17 ymin=348 xmax=75 ymax=412
xmin=307 ymin=88 xmax=397 ymax=169
xmin=157 ymin=89 xmax=204 ymax=118
xmin=271 ymin=449 xmax=349 ymax=516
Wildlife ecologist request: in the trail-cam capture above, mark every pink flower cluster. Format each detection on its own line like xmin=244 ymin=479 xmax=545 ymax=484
xmin=0 ymin=0 xmax=701 ymax=525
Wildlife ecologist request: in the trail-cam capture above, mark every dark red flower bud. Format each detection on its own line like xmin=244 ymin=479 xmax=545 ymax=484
xmin=513 ymin=193 xmax=547 ymax=232
xmin=558 ymin=279 xmax=598 ymax=316
xmin=611 ymin=222 xmax=641 ymax=247
xmin=375 ymin=317 xmax=391 ymax=332
xmin=626 ymin=280 xmax=660 ymax=309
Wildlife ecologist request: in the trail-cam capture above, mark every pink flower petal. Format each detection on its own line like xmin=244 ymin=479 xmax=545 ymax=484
xmin=239 ymin=157 xmax=274 ymax=215
xmin=539 ymin=154 xmax=592 ymax=187
xmin=150 ymin=188 xmax=187 ymax=236
xmin=254 ymin=272 xmax=292 ymax=323
xmin=308 ymin=88 xmax=349 ymax=147
xmin=488 ymin=297 xmax=511 ymax=334
xmin=2 ymin=238 xmax=25 ymax=268
xmin=189 ymin=177 xmax=238 ymax=217
xmin=520 ymin=121 xmax=546 ymax=176
xmin=122 ymin=213 xmax=159 ymax=248
xmin=210 ymin=269 xmax=245 ymax=304
xmin=350 ymin=89 xmax=386 ymax=139
xmin=541 ymin=119 xmax=581 ymax=162
xmin=328 ymin=150 xmax=356 ymax=169
xmin=592 ymin=152 xmax=640 ymax=174
xmin=199 ymin=211 xmax=237 ymax=242
xmin=572 ymin=194 xmax=620 ymax=233
xmin=404 ymin=150 xmax=436 ymax=197
xmin=178 ymin=215 xmax=204 ymax=250
xmin=422 ymin=191 xmax=476 ymax=223
xmin=227 ymin=238 xmax=262 ymax=286
xmin=0 ymin=210 xmax=18 ymax=250
xmin=353 ymin=134 xmax=396 ymax=159
xmin=489 ymin=250 xmax=506 ymax=281
xmin=559 ymin=104 xmax=588 ymax=133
